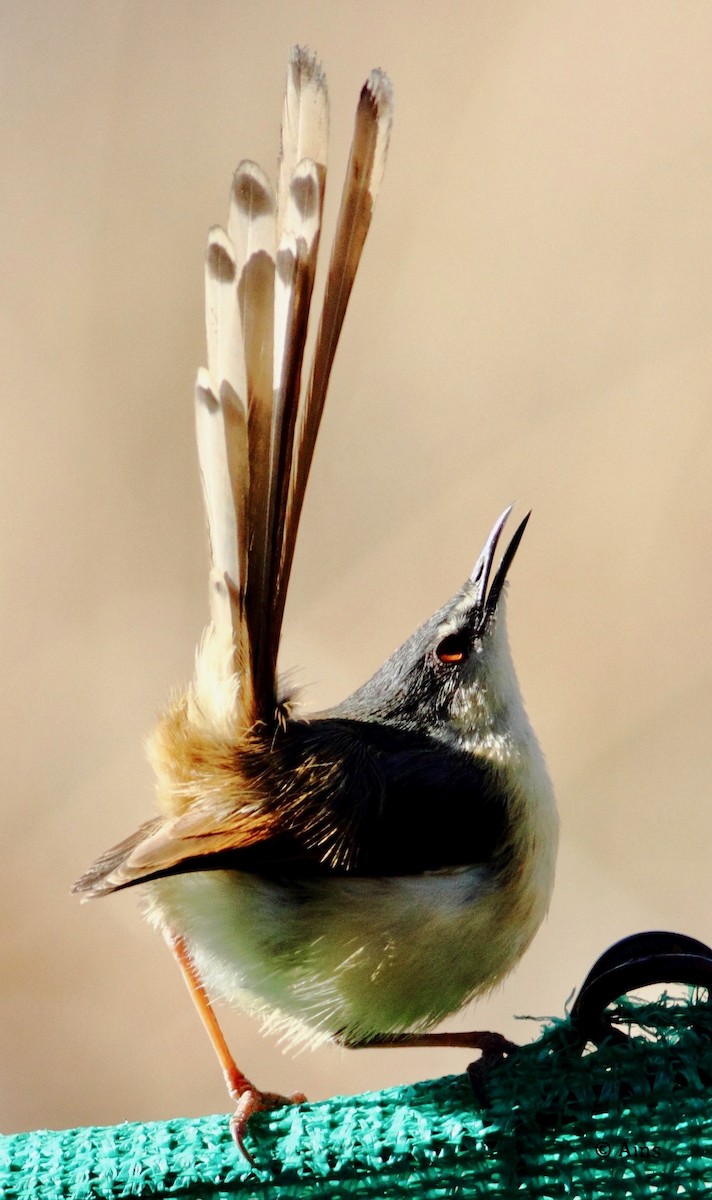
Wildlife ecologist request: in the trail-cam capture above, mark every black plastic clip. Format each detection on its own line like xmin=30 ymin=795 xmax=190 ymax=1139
xmin=570 ymin=929 xmax=712 ymax=1047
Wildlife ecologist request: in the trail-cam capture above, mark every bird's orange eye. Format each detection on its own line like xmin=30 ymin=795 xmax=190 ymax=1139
xmin=436 ymin=633 xmax=466 ymax=664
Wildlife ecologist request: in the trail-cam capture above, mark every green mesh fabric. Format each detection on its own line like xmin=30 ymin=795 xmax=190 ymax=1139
xmin=2 ymin=994 xmax=712 ymax=1198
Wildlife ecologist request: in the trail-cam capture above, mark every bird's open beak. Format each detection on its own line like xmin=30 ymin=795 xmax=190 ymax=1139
xmin=469 ymin=506 xmax=531 ymax=631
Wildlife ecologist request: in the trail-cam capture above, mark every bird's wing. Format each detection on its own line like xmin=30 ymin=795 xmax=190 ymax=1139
xmin=272 ymin=719 xmax=511 ymax=876
xmin=74 ymin=720 xmax=508 ymax=897
xmin=195 ymin=49 xmax=393 ymax=729
xmin=71 ymin=718 xmax=371 ymax=898
xmin=72 ymin=796 xmax=279 ymax=898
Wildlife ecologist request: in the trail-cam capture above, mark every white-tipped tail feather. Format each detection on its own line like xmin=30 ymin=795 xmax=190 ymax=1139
xmin=192 ymin=48 xmax=393 ymax=730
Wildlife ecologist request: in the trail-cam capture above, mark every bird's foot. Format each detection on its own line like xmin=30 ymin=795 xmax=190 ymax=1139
xmin=465 ymin=1032 xmax=517 ymax=1103
xmin=463 ymin=1030 xmax=518 ymax=1057
xmin=229 ymin=1086 xmax=307 ymax=1165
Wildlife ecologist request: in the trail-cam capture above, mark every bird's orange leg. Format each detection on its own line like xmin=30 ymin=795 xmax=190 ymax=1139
xmin=164 ymin=929 xmax=305 ymax=1162
xmin=335 ymin=1029 xmax=518 ymax=1105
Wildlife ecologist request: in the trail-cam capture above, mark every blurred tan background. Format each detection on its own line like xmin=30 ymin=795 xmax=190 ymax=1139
xmin=2 ymin=0 xmax=712 ymax=1135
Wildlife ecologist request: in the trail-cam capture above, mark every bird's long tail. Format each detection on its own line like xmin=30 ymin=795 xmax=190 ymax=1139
xmin=194 ymin=48 xmax=393 ymax=731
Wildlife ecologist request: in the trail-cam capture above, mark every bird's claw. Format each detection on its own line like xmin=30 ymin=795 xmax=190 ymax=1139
xmin=466 ymin=1032 xmax=517 ymax=1104
xmin=230 ymin=1087 xmax=307 ymax=1165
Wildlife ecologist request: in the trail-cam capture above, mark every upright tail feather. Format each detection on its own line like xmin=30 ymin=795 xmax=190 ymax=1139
xmin=194 ymin=48 xmax=393 ymax=731
xmin=278 ymin=68 xmax=393 ymax=637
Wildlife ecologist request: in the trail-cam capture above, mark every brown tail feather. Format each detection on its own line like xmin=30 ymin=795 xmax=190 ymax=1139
xmin=278 ymin=69 xmax=393 ymax=629
xmin=194 ymin=49 xmax=392 ymax=730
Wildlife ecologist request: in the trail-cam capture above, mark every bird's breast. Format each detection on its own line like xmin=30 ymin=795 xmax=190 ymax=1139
xmin=142 ymin=847 xmax=549 ymax=1048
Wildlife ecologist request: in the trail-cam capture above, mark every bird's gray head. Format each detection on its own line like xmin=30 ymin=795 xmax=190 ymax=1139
xmin=335 ymin=506 xmax=531 ymax=749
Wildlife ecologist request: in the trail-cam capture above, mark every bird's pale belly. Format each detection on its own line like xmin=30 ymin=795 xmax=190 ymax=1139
xmin=144 ymin=863 xmax=543 ymax=1047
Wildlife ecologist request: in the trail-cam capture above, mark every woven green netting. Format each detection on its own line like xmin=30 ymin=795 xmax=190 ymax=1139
xmin=2 ymin=994 xmax=712 ymax=1198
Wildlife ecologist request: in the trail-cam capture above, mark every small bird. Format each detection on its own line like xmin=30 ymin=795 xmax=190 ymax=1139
xmin=74 ymin=48 xmax=558 ymax=1156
